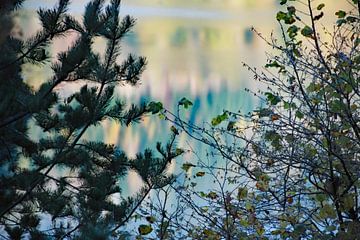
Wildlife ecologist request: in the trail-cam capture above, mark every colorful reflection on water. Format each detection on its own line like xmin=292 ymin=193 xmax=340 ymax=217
xmin=19 ymin=0 xmax=345 ymax=194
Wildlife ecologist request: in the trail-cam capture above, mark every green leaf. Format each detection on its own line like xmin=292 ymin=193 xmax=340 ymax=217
xmin=203 ymin=229 xmax=218 ymax=237
xmin=335 ymin=10 xmax=346 ymax=18
xmin=170 ymin=125 xmax=179 ymax=135
xmin=145 ymin=216 xmax=156 ymax=223
xmin=147 ymin=101 xmax=163 ymax=114
xmin=175 ymin=148 xmax=185 ymax=155
xmin=264 ymin=130 xmax=282 ymax=149
xmin=319 ymin=204 xmax=337 ymax=219
xmin=256 ymin=226 xmax=265 ymax=236
xmin=265 ymin=61 xmax=285 ymax=72
xmin=211 ymin=112 xmax=228 ymax=126
xmin=265 ymin=60 xmax=282 ymax=68
xmin=295 ymin=110 xmax=304 ymax=119
xmin=237 ymin=187 xmax=248 ymax=200
xmin=245 ymin=202 xmax=254 ymax=212
xmin=276 ymin=11 xmax=287 ymax=21
xmin=138 ymin=224 xmax=153 ymax=235
xmin=314 ymin=12 xmax=324 ymax=21
xmin=342 ymin=194 xmax=355 ymax=211
xmin=315 ymin=193 xmax=327 ymax=202
xmin=287 ymin=6 xmax=296 ymax=14
xmin=227 ymin=121 xmax=236 ymax=131
xmin=336 ymin=19 xmax=347 ymax=26
xmin=276 ymin=11 xmax=296 ymax=24
xmin=265 ymin=92 xmax=281 ymax=105
xmin=317 ymin=3 xmax=325 ymax=10
xmin=279 ymin=0 xmax=287 ymax=5
xmin=329 ymin=100 xmax=344 ymax=113
xmin=354 ymin=38 xmax=360 ymax=47
xmin=207 ymin=191 xmax=218 ymax=199
xmin=287 ymin=25 xmax=299 ymax=38
xmin=271 ymin=229 xmax=282 ymax=235
xmin=301 ymin=26 xmax=313 ymax=38
xmin=346 ymin=16 xmax=357 ymax=23
xmin=178 ymin=97 xmax=193 ymax=109
xmin=256 ymin=108 xmax=273 ymax=117
xmin=182 ymin=163 xmax=195 ymax=172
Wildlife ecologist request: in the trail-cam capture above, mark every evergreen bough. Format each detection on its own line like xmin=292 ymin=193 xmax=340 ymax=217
xmin=0 ymin=0 xmax=179 ymax=239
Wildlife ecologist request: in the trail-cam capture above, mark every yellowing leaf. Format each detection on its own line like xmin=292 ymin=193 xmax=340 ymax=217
xmin=207 ymin=191 xmax=218 ymax=199
xmin=138 ymin=224 xmax=153 ymax=235
xmin=271 ymin=114 xmax=280 ymax=121
xmin=175 ymin=148 xmax=184 ymax=155
xmin=196 ymin=171 xmax=205 ymax=177
xmin=319 ymin=204 xmax=337 ymax=219
xmin=237 ymin=187 xmax=248 ymax=200
xmin=181 ymin=163 xmax=195 ymax=172
xmin=145 ymin=216 xmax=156 ymax=223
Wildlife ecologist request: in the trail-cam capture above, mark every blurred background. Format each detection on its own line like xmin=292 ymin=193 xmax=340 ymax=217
xmin=18 ymin=0 xmax=346 ymax=194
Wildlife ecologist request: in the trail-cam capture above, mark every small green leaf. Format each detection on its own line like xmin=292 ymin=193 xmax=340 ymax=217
xmin=227 ymin=121 xmax=236 ymax=131
xmin=245 ymin=202 xmax=254 ymax=212
xmin=211 ymin=112 xmax=228 ymax=126
xmin=295 ymin=110 xmax=304 ymax=119
xmin=147 ymin=101 xmax=163 ymax=114
xmin=346 ymin=16 xmax=357 ymax=23
xmin=317 ymin=3 xmax=325 ymax=10
xmin=146 ymin=216 xmax=156 ymax=223
xmin=256 ymin=108 xmax=273 ymax=117
xmin=314 ymin=12 xmax=324 ymax=21
xmin=175 ymin=148 xmax=184 ymax=155
xmin=178 ymin=97 xmax=193 ymax=109
xmin=170 ymin=125 xmax=179 ymax=135
xmin=287 ymin=25 xmax=299 ymax=38
xmin=138 ymin=224 xmax=153 ymax=235
xmin=315 ymin=193 xmax=327 ymax=202
xmin=237 ymin=187 xmax=248 ymax=200
xmin=301 ymin=26 xmax=313 ymax=38
xmin=342 ymin=194 xmax=355 ymax=211
xmin=354 ymin=38 xmax=360 ymax=47
xmin=276 ymin=11 xmax=287 ymax=21
xmin=207 ymin=191 xmax=218 ymax=199
xmin=336 ymin=19 xmax=347 ymax=26
xmin=256 ymin=226 xmax=265 ymax=236
xmin=265 ymin=61 xmax=285 ymax=72
xmin=335 ymin=10 xmax=346 ymax=18
xmin=319 ymin=204 xmax=337 ymax=219
xmin=265 ymin=92 xmax=281 ymax=105
xmin=271 ymin=229 xmax=282 ymax=235
xmin=265 ymin=60 xmax=282 ymax=68
xmin=182 ymin=163 xmax=195 ymax=172
xmin=276 ymin=11 xmax=296 ymax=24
xmin=279 ymin=0 xmax=287 ymax=5
xmin=287 ymin=6 xmax=296 ymax=14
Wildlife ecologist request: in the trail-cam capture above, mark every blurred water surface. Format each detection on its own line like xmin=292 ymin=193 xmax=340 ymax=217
xmin=19 ymin=0 xmax=345 ymax=194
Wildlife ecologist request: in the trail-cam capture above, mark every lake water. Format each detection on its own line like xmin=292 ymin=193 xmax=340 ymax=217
xmin=20 ymin=0 xmax=345 ymax=195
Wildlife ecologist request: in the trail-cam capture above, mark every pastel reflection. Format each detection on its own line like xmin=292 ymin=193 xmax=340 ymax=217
xmin=19 ymin=0 xmax=345 ymax=195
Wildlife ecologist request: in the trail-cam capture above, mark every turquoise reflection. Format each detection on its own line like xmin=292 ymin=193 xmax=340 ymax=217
xmin=18 ymin=0 xmax=288 ymax=196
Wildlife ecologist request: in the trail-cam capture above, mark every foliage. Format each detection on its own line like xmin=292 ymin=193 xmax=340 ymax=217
xmin=0 ymin=0 xmax=181 ymax=239
xmin=151 ymin=0 xmax=360 ymax=239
